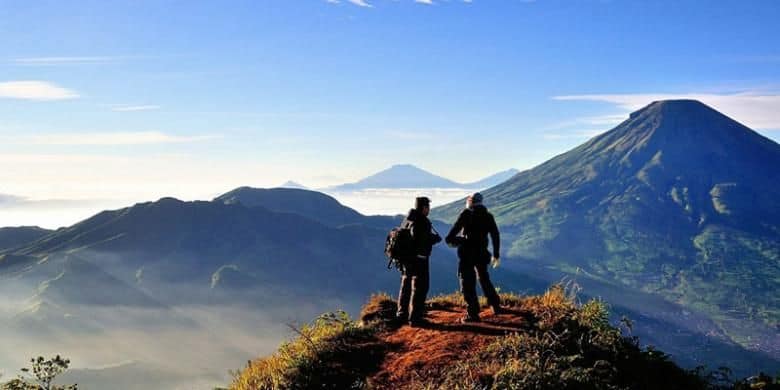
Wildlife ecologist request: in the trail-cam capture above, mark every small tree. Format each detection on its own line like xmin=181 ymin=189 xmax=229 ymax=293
xmin=2 ymin=355 xmax=77 ymax=390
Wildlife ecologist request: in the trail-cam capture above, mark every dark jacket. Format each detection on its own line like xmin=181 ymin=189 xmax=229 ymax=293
xmin=446 ymin=205 xmax=500 ymax=261
xmin=402 ymin=208 xmax=441 ymax=258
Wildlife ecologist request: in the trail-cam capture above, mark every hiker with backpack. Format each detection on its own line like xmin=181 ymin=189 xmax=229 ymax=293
xmin=387 ymin=197 xmax=442 ymax=327
xmin=446 ymin=192 xmax=505 ymax=323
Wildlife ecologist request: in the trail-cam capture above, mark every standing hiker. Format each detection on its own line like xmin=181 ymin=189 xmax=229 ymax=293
xmin=396 ymin=196 xmax=442 ymax=327
xmin=446 ymin=192 xmax=504 ymax=323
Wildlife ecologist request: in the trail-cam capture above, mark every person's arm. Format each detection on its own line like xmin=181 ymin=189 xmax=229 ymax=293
xmin=489 ymin=213 xmax=500 ymax=258
xmin=431 ymin=223 xmax=442 ymax=245
xmin=445 ymin=211 xmax=466 ymax=245
xmin=410 ymin=220 xmax=427 ymax=256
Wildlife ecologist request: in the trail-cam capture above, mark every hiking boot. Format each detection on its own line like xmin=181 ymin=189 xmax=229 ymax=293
xmin=460 ymin=315 xmax=481 ymax=324
xmin=492 ymin=306 xmax=509 ymax=315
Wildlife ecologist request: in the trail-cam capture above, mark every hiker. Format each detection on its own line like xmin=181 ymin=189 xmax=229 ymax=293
xmin=396 ymin=196 xmax=442 ymax=327
xmin=446 ymin=192 xmax=504 ymax=323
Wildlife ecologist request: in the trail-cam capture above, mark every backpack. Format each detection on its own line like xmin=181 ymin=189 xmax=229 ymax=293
xmin=384 ymin=224 xmax=413 ymax=270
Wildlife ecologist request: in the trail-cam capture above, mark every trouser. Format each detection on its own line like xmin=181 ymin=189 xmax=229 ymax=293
xmin=459 ymin=259 xmax=501 ymax=318
xmin=397 ymin=257 xmax=430 ymax=321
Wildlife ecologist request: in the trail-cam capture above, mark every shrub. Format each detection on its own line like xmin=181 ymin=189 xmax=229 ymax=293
xmin=2 ymin=355 xmax=77 ymax=390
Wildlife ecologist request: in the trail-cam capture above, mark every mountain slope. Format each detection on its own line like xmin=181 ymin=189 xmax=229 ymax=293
xmin=463 ymin=168 xmax=520 ymax=188
xmin=434 ymin=99 xmax=780 ymax=357
xmin=0 ymin=226 xmax=52 ymax=252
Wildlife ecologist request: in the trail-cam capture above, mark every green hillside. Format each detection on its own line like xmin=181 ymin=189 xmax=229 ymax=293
xmin=434 ymin=100 xmax=780 ymax=358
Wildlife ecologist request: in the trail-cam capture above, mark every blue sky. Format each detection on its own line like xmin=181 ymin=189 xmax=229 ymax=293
xmin=1 ymin=0 xmax=779 ymax=227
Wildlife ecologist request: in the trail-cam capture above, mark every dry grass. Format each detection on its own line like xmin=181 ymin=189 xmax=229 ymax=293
xmin=230 ymin=311 xmax=385 ymax=390
xmin=359 ymin=293 xmax=397 ymax=326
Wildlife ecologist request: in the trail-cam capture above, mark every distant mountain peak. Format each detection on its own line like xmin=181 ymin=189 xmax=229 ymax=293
xmin=389 ymin=163 xmax=418 ymax=169
xmin=328 ymin=164 xmax=518 ymax=191
xmin=329 ymin=164 xmax=460 ymax=190
xmin=279 ymin=180 xmax=308 ymax=190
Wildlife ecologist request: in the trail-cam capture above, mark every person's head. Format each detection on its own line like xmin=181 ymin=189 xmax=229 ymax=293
xmin=466 ymin=192 xmax=483 ymax=209
xmin=415 ymin=196 xmax=431 ymax=216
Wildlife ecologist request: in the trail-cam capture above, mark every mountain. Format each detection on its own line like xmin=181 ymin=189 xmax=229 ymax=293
xmin=329 ymin=164 xmax=461 ymax=190
xmin=327 ymin=164 xmax=518 ymax=191
xmin=230 ymin=290 xmax=715 ymax=389
xmin=0 ymin=226 xmax=52 ymax=251
xmin=215 ymin=186 xmax=394 ymax=228
xmin=8 ymin=196 xmax=397 ymax=303
xmin=462 ymin=168 xmax=519 ymax=188
xmin=434 ymin=100 xmax=780 ymax=361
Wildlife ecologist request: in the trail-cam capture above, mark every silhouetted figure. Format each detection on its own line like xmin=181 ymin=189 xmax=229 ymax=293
xmin=397 ymin=197 xmax=442 ymax=326
xmin=446 ymin=192 xmax=503 ymax=323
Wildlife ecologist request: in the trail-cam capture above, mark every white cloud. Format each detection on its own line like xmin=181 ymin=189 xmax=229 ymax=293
xmin=326 ymin=188 xmax=472 ymax=216
xmin=0 ymin=131 xmax=221 ymax=146
xmin=553 ymin=91 xmax=780 ymax=130
xmin=347 ymin=0 xmax=372 ymax=7
xmin=415 ymin=0 xmax=434 ymax=4
xmin=11 ymin=56 xmax=117 ymax=66
xmin=110 ymin=105 xmax=161 ymax=112
xmin=0 ymin=81 xmax=79 ymax=101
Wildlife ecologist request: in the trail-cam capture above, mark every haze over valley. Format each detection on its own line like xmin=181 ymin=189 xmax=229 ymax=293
xmin=2 ymin=1 xmax=780 ymax=389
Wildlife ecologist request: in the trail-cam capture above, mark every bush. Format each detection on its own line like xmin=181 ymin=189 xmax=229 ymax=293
xmin=2 ymin=355 xmax=77 ymax=390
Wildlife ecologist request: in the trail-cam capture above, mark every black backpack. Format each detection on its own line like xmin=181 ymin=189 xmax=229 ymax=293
xmin=384 ymin=223 xmax=413 ymax=270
